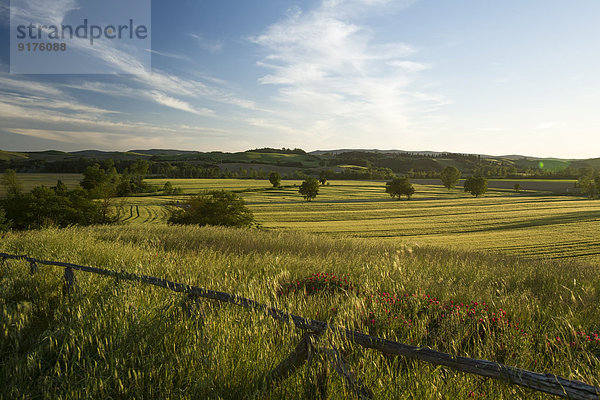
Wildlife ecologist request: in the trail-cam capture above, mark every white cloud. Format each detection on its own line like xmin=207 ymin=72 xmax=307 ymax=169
xmin=189 ymin=33 xmax=224 ymax=53
xmin=0 ymin=76 xmax=64 ymax=97
xmin=150 ymin=91 xmax=214 ymax=116
xmin=9 ymin=0 xmax=78 ymax=27
xmin=0 ymin=75 xmax=119 ymax=120
xmin=387 ymin=60 xmax=431 ymax=72
xmin=148 ymin=49 xmax=189 ymax=61
xmin=249 ymin=0 xmax=445 ymax=146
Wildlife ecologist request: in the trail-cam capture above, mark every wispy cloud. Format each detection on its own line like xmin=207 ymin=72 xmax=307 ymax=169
xmin=0 ymin=75 xmax=117 ymax=118
xmin=4 ymin=125 xmax=230 ymax=150
xmin=150 ymin=91 xmax=214 ymax=116
xmin=189 ymin=33 xmax=225 ymax=53
xmin=0 ymin=71 xmax=230 ymax=150
xmin=6 ymin=1 xmax=255 ymax=117
xmin=148 ymin=49 xmax=189 ymax=61
xmin=387 ymin=60 xmax=431 ymax=72
xmin=249 ymin=0 xmax=445 ymax=146
xmin=9 ymin=0 xmax=78 ymax=27
xmin=0 ymin=2 xmax=10 ymax=27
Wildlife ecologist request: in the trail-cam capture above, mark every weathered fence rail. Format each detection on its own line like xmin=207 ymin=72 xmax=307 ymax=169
xmin=1 ymin=252 xmax=599 ymax=399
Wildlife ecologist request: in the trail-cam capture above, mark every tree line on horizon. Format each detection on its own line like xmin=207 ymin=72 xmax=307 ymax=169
xmin=2 ymin=148 xmax=599 ymax=180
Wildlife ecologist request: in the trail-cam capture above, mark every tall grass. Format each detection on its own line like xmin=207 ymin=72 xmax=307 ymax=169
xmin=1 ymin=224 xmax=599 ymax=398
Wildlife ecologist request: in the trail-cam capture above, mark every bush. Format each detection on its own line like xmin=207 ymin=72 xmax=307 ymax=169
xmin=162 ymin=181 xmax=182 ymax=195
xmin=168 ymin=190 xmax=254 ymax=227
xmin=1 ymin=186 xmax=114 ymax=230
xmin=0 ymin=208 xmax=10 ymax=231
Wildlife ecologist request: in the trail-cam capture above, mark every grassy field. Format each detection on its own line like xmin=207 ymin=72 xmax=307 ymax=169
xmin=121 ymin=179 xmax=600 ymax=265
xmin=1 ymin=225 xmax=599 ymax=399
xmin=2 ymin=175 xmax=599 ymax=263
xmin=413 ymin=178 xmax=577 ymax=193
xmin=0 ymin=173 xmax=83 ymax=196
xmin=2 ymin=175 xmax=600 ymax=398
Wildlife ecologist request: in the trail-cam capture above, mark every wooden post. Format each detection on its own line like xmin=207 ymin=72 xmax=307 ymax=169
xmin=266 ymin=331 xmax=320 ymax=385
xmin=324 ymin=346 xmax=373 ymax=399
xmin=29 ymin=261 xmax=38 ymax=275
xmin=63 ymin=267 xmax=77 ymax=295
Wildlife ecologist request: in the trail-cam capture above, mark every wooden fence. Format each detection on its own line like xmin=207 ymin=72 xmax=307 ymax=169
xmin=1 ymin=252 xmax=599 ymax=399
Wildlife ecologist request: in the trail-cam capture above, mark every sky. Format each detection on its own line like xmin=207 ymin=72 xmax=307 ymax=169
xmin=0 ymin=0 xmax=599 ymax=158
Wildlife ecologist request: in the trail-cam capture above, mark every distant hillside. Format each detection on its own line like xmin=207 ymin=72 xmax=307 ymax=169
xmin=70 ymin=150 xmax=152 ymax=160
xmin=129 ymin=149 xmax=201 ymax=157
xmin=0 ymin=150 xmax=29 ymax=161
xmin=309 ymin=149 xmax=457 ymax=156
xmin=312 ymin=149 xmax=600 ymax=176
xmin=0 ymin=148 xmax=598 ymax=179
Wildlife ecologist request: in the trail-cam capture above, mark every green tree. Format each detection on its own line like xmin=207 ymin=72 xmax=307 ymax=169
xmin=269 ymin=171 xmax=281 ymax=188
xmin=513 ymin=183 xmax=521 ymax=193
xmin=130 ymin=159 xmax=149 ymax=185
xmin=463 ymin=176 xmax=488 ymax=197
xmin=319 ymin=171 xmax=327 ymax=185
xmin=299 ymin=177 xmax=320 ymax=201
xmin=578 ymin=175 xmax=596 ymax=198
xmin=385 ymin=177 xmax=415 ymax=200
xmin=116 ymin=179 xmax=133 ymax=197
xmin=53 ymin=180 xmax=68 ymax=195
xmin=168 ymin=190 xmax=254 ymax=227
xmin=440 ymin=166 xmax=461 ymax=190
xmin=80 ymin=164 xmax=108 ymax=191
xmin=1 ymin=169 xmax=22 ymax=197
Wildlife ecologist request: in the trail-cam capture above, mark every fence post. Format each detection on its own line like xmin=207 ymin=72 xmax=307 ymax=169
xmin=324 ymin=345 xmax=373 ymax=399
xmin=63 ymin=267 xmax=77 ymax=295
xmin=29 ymin=261 xmax=38 ymax=275
xmin=266 ymin=331 xmax=321 ymax=385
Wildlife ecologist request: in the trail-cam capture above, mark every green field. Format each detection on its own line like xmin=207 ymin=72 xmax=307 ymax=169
xmin=1 ymin=225 xmax=600 ymax=399
xmin=2 ymin=175 xmax=600 ymax=398
xmin=119 ymin=179 xmax=600 ymax=265
xmin=0 ymin=173 xmax=83 ymax=196
xmin=2 ymin=175 xmax=599 ymax=263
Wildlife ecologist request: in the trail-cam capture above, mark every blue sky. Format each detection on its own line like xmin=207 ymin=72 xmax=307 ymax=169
xmin=1 ymin=0 xmax=599 ymax=158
